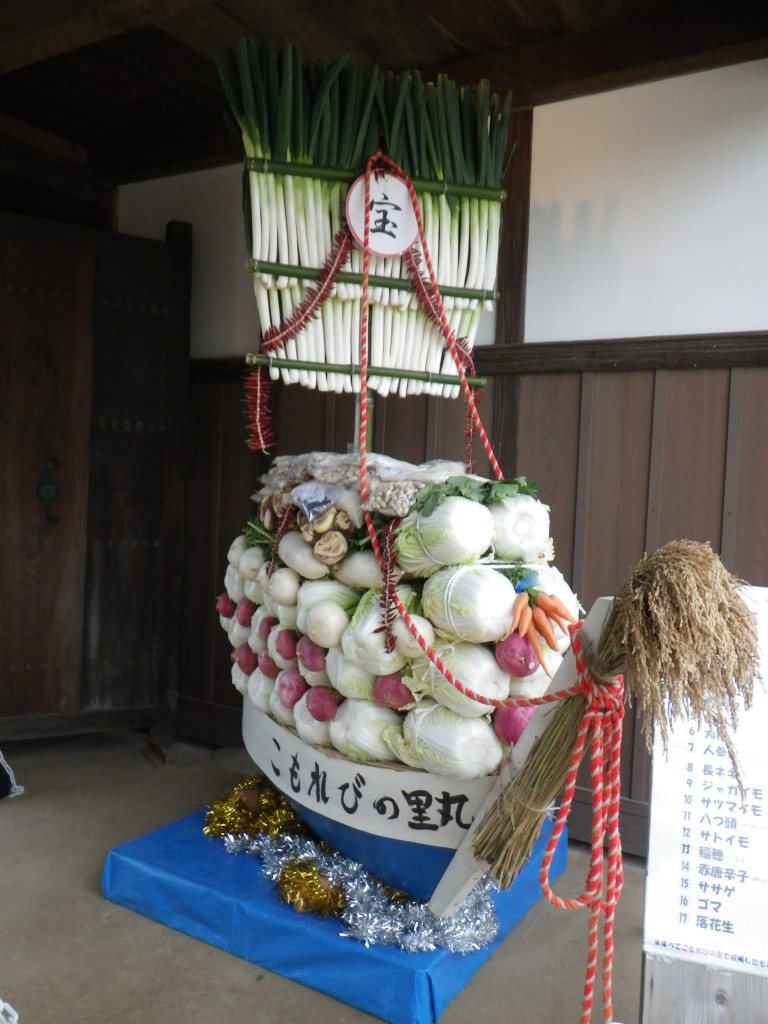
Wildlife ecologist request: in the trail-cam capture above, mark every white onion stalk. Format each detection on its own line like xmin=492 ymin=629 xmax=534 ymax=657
xmin=264 ymin=172 xmax=279 ymax=289
xmin=332 ymin=297 xmax=346 ymax=392
xmin=482 ymin=199 xmax=502 ymax=312
xmin=283 ymin=174 xmax=299 ymax=284
xmin=273 ymin=174 xmax=290 ymax=288
xmin=247 ymin=170 xmax=262 ymax=270
xmin=457 ymin=196 xmax=471 ymax=301
xmin=304 ymin=177 xmax=319 ymax=269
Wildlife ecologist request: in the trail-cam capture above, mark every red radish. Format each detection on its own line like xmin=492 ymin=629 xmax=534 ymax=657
xmin=305 ymin=686 xmax=342 ymax=722
xmin=271 ymin=628 xmax=298 ymax=663
xmin=215 ymin=592 xmax=236 ymax=617
xmin=296 ymin=635 xmax=327 ymax=673
xmin=276 ymin=668 xmax=309 ymax=709
xmin=258 ymin=615 xmax=279 ymax=642
xmin=258 ymin=648 xmax=280 ymax=678
xmin=494 ymin=632 xmax=540 ymax=677
xmin=373 ymin=672 xmax=415 ymax=710
xmin=492 ymin=704 xmax=534 ymax=745
xmin=232 ymin=643 xmax=259 ymax=675
xmin=235 ymin=598 xmax=256 ymax=626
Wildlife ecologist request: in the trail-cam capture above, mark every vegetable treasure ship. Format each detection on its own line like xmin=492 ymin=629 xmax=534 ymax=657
xmin=209 ymin=39 xmax=591 ymax=907
xmin=210 ymin=44 xmax=759 ymax=1015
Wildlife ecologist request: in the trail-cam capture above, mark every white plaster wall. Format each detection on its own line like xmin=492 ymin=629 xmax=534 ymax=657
xmin=525 ymin=59 xmax=768 ymax=342
xmin=118 ymin=163 xmax=258 ymax=358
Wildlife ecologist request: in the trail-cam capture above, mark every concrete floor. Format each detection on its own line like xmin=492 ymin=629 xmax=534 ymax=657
xmin=1 ymin=730 xmax=646 ymax=1023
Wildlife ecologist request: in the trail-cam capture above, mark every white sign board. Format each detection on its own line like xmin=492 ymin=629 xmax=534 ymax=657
xmin=643 ymin=586 xmax=768 ymax=977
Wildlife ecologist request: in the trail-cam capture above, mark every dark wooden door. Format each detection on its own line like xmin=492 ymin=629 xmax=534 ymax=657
xmin=0 ymin=236 xmax=94 ymax=716
xmin=0 ymin=214 xmax=191 ymax=741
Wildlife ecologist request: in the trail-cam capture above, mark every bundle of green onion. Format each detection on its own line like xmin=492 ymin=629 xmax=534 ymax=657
xmin=214 ymin=41 xmax=512 ymax=397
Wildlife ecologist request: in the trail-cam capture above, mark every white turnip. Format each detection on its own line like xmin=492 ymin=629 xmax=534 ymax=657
xmin=306 ymin=600 xmax=349 ymax=648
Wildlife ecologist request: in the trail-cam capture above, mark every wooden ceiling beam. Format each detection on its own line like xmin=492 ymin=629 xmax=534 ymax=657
xmin=439 ymin=1 xmax=768 ymax=105
xmin=0 ymin=0 xmax=216 ymax=75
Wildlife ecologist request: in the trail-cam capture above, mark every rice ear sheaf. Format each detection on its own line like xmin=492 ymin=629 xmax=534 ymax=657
xmin=605 ymin=540 xmax=758 ymax=766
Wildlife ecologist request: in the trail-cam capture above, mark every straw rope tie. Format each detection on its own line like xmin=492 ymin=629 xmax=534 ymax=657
xmin=537 ymin=622 xmax=625 ymax=1024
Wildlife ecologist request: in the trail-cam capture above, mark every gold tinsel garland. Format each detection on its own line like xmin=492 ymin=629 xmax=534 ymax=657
xmin=203 ymin=775 xmax=345 ymax=917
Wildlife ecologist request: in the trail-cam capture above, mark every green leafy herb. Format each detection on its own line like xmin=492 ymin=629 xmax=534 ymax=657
xmin=412 ymin=475 xmax=539 ymax=517
xmin=244 ymin=518 xmax=275 ymax=550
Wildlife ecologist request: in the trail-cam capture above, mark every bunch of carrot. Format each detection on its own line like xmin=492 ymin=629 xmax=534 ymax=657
xmin=509 ymin=591 xmax=577 ymax=674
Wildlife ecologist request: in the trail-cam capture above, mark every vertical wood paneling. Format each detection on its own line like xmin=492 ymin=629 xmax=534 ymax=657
xmin=573 ymin=370 xmax=655 ymax=606
xmin=722 ymin=367 xmax=768 ymax=584
xmin=647 ymin=368 xmax=730 ymax=552
xmin=514 ymin=372 xmax=583 ymax=586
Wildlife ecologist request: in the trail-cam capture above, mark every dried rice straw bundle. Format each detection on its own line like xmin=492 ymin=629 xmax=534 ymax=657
xmin=473 ymin=539 xmax=760 ymax=888
xmin=603 ymin=538 xmax=758 ymax=765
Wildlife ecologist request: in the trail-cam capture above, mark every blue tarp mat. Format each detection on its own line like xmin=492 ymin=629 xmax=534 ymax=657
xmin=103 ymin=810 xmax=566 ymax=1024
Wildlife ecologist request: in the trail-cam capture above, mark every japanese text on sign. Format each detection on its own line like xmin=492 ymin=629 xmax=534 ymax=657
xmin=643 ymin=587 xmax=768 ymax=976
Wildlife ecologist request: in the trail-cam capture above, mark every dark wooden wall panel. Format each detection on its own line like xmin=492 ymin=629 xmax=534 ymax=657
xmin=513 ymin=372 xmax=582 ymax=588
xmin=722 ymin=367 xmax=768 ymax=585
xmin=574 ymin=371 xmax=655 ymax=606
xmin=646 ymin=368 xmax=730 ymax=552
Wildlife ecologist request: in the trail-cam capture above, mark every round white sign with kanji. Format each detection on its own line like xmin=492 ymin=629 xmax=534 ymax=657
xmin=345 ymin=172 xmax=418 ymax=257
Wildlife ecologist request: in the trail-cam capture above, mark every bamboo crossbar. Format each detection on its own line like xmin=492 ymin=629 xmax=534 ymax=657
xmin=249 ymin=259 xmax=500 ymax=303
xmin=245 ymin=352 xmax=487 ymax=388
xmin=245 ymin=157 xmax=507 ymax=202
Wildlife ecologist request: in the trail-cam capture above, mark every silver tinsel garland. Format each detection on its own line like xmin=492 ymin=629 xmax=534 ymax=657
xmin=223 ymin=830 xmax=499 ymax=953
